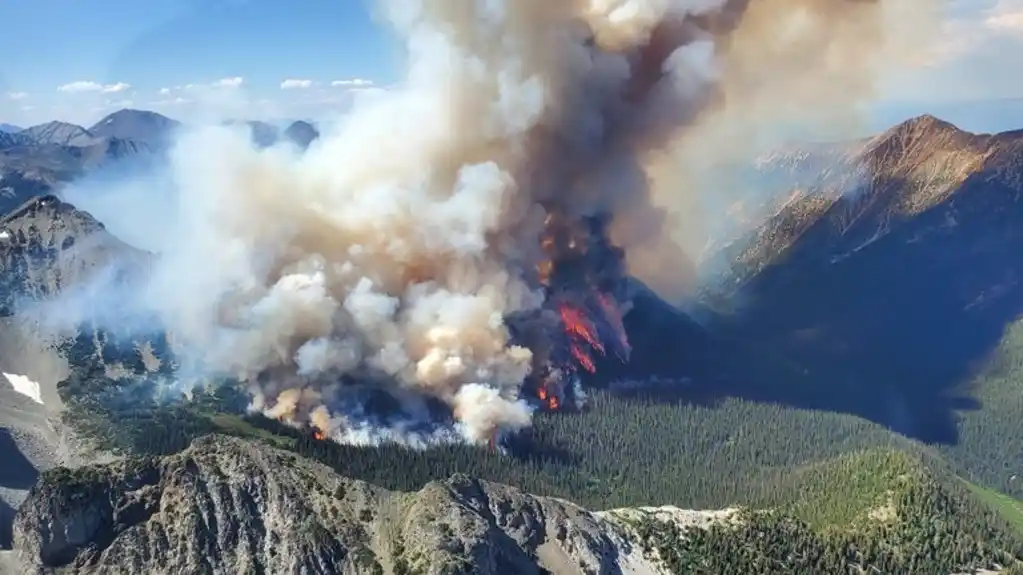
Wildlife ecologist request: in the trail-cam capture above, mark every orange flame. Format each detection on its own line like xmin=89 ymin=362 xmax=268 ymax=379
xmin=530 ymin=206 xmax=630 ymax=411
xmin=559 ymin=304 xmax=605 ymax=355
xmin=547 ymin=391 xmax=561 ymax=410
xmin=312 ymin=430 xmax=325 ymax=441
xmin=569 ymin=342 xmax=597 ymax=373
xmin=536 ymin=380 xmax=562 ymax=410
xmin=596 ymin=293 xmax=631 ymax=360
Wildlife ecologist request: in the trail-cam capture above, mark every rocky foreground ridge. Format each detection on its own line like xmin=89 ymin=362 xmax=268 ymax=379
xmin=11 ymin=435 xmax=678 ymax=575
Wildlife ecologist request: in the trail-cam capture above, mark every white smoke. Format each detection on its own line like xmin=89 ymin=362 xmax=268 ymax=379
xmin=52 ymin=0 xmax=933 ymax=446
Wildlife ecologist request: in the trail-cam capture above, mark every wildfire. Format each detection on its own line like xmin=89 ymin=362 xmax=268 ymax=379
xmin=537 ymin=385 xmax=561 ymax=410
xmin=530 ymin=205 xmax=632 ymax=411
xmin=596 ymin=293 xmax=631 ymax=361
xmin=559 ymin=303 xmax=605 ymax=357
xmin=312 ymin=429 xmax=325 ymax=441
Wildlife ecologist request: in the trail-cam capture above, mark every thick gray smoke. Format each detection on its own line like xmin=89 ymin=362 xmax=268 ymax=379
xmin=53 ymin=0 xmax=932 ymax=446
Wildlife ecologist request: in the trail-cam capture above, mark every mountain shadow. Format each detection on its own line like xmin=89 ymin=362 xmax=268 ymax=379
xmin=0 ymin=428 xmax=40 ymax=491
xmin=0 ymin=498 xmax=14 ymax=549
xmin=0 ymin=427 xmax=40 ymax=548
xmin=604 ymin=117 xmax=1023 ymax=446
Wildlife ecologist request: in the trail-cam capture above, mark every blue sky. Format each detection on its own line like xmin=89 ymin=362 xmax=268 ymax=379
xmin=0 ymin=0 xmax=399 ymax=126
xmin=1 ymin=0 xmax=1022 ymax=130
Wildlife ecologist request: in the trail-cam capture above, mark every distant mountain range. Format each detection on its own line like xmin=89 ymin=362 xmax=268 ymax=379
xmin=0 ymin=108 xmax=321 ymax=213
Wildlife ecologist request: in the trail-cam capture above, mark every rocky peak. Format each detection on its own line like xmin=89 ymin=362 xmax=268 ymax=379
xmin=88 ymin=110 xmax=180 ymax=149
xmin=17 ymin=122 xmax=95 ymax=147
xmin=0 ymin=131 xmax=32 ymax=149
xmin=11 ymin=434 xmax=660 ymax=574
xmin=284 ymin=120 xmax=320 ymax=149
xmin=0 ymin=195 xmax=145 ymax=315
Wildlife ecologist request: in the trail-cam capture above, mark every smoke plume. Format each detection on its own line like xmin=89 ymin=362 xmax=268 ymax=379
xmin=55 ymin=0 xmax=932 ymax=445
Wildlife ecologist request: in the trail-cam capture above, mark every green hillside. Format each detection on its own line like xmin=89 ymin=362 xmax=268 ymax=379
xmin=941 ymin=318 xmax=1023 ymax=501
xmin=623 ymin=448 xmax=1023 ymax=574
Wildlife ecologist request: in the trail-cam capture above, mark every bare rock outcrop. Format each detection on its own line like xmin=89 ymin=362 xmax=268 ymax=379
xmin=12 ymin=435 xmax=656 ymax=575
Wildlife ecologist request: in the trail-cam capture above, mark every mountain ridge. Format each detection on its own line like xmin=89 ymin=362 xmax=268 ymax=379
xmin=11 ymin=109 xmax=319 ymax=154
xmin=0 ymin=108 xmax=323 ymax=214
xmin=713 ymin=113 xmax=1023 ymax=291
xmin=10 ymin=435 xmax=1023 ymax=574
xmin=16 ymin=122 xmax=95 ymax=147
xmin=12 ymin=434 xmax=656 ymax=574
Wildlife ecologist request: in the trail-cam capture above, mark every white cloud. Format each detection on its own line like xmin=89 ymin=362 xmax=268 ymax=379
xmin=162 ymin=78 xmax=244 ymax=94
xmin=148 ymin=97 xmax=191 ymax=106
xmin=880 ymin=0 xmax=1023 ymax=103
xmin=280 ymin=79 xmax=314 ymax=89
xmin=331 ymin=78 xmax=374 ymax=88
xmin=13 ymin=73 xmax=378 ymax=126
xmin=926 ymin=0 xmax=1023 ymax=65
xmin=56 ymin=80 xmax=131 ymax=93
xmin=56 ymin=81 xmax=102 ymax=92
xmin=6 ymin=91 xmax=27 ymax=100
xmin=212 ymin=76 xmax=244 ymax=88
xmin=102 ymin=82 xmax=132 ymax=93
xmin=985 ymin=0 xmax=1023 ymax=31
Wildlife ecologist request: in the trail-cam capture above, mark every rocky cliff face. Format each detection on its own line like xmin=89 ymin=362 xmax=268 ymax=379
xmin=0 ymin=195 xmax=147 ymax=316
xmin=11 ymin=435 xmax=662 ymax=575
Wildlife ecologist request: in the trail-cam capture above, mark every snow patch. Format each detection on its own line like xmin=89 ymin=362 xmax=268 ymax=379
xmin=3 ymin=372 xmax=44 ymax=404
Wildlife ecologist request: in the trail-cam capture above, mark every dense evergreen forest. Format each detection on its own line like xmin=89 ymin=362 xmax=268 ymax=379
xmin=60 ymin=366 xmax=908 ymax=511
xmin=54 ymin=322 xmax=1023 ymax=510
